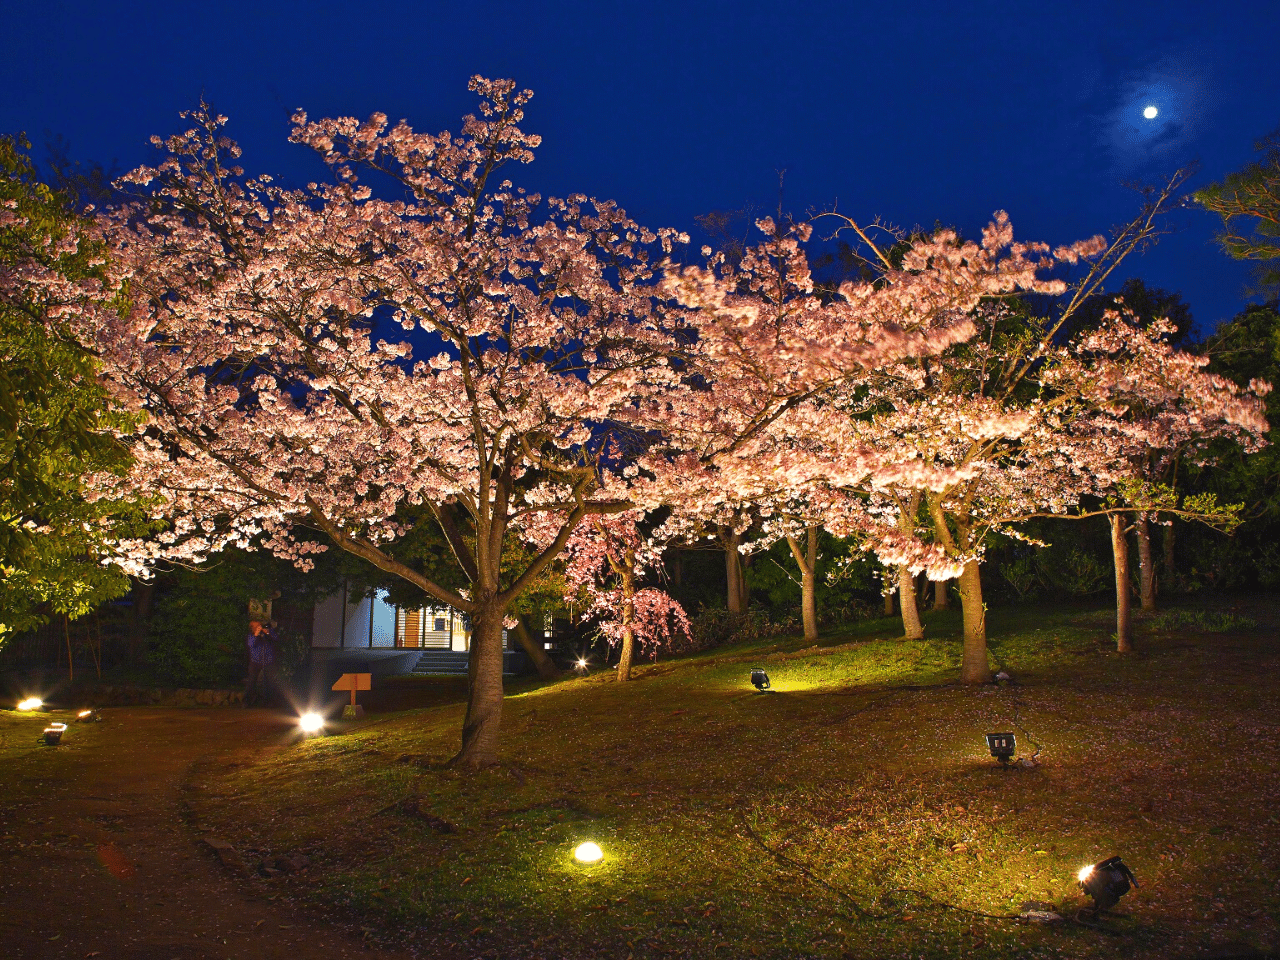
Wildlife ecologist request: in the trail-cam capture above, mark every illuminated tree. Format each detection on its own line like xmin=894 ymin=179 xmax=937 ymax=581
xmin=77 ymin=80 xmax=1134 ymax=764
xmin=560 ymin=511 xmax=690 ymax=681
xmin=658 ymin=209 xmax=1162 ymax=682
xmin=82 ymin=82 xmax=690 ymax=767
xmin=0 ymin=134 xmax=147 ymax=645
xmin=1051 ymin=310 xmax=1269 ymax=649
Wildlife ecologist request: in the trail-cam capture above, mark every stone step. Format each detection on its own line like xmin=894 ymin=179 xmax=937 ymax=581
xmin=410 ymin=651 xmax=525 ymax=676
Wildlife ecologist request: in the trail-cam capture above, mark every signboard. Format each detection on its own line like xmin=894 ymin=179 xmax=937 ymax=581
xmin=332 ymin=672 xmax=372 ymax=719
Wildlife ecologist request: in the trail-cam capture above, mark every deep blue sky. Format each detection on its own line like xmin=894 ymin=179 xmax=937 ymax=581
xmin=4 ymin=1 xmax=1277 ymax=331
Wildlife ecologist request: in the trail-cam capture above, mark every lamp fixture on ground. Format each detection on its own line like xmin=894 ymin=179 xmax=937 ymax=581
xmin=17 ymin=697 xmax=43 ymax=712
xmin=573 ymin=841 xmax=604 ymax=863
xmin=1077 ymin=856 xmax=1138 ymax=912
xmin=298 ymin=711 xmax=325 ymax=735
xmin=750 ymin=668 xmax=771 ymax=691
xmin=77 ymin=709 xmax=101 ymax=723
xmin=42 ymin=723 xmax=67 ymax=745
xmin=986 ymin=732 xmax=1016 ymax=765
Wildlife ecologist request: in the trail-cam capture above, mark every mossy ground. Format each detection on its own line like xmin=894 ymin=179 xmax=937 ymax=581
xmin=188 ymin=599 xmax=1280 ymax=959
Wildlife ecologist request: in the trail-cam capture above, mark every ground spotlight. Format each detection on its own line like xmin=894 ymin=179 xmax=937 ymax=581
xmin=17 ymin=697 xmax=43 ymax=712
xmin=750 ymin=668 xmax=771 ymax=691
xmin=1077 ymin=856 xmax=1138 ymax=912
xmin=42 ymin=722 xmax=67 ymax=745
xmin=298 ymin=711 xmax=325 ymax=735
xmin=986 ymin=732 xmax=1016 ymax=765
xmin=77 ymin=709 xmax=102 ymax=723
xmin=573 ymin=841 xmax=603 ymax=863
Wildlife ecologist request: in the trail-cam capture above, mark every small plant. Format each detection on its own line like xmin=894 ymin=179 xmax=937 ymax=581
xmin=1000 ymin=555 xmax=1042 ymax=600
xmin=1039 ymin=546 xmax=1111 ymax=597
xmin=1256 ymin=544 xmax=1280 ymax=588
xmin=1147 ymin=608 xmax=1259 ymax=633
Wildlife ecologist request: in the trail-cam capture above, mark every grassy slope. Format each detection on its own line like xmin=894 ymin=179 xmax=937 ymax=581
xmin=190 ymin=601 xmax=1280 ymax=959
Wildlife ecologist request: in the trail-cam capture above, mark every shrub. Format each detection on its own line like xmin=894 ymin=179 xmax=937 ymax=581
xmin=1000 ymin=555 xmax=1042 ymax=600
xmin=1039 ymin=546 xmax=1111 ymax=597
xmin=1146 ymin=609 xmax=1259 ymax=633
xmin=676 ymin=607 xmax=795 ymax=655
xmin=822 ymin=598 xmax=881 ymax=627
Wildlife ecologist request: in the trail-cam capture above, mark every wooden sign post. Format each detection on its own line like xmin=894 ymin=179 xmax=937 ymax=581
xmin=332 ymin=672 xmax=371 ymax=719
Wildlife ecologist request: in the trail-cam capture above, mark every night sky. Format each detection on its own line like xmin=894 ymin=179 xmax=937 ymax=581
xmin=4 ymin=1 xmax=1277 ymax=332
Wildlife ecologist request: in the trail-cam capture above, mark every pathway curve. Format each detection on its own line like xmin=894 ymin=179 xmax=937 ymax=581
xmin=1 ymin=707 xmax=425 ymax=960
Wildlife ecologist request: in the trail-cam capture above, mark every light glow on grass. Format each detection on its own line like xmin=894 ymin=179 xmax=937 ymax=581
xmin=17 ymin=697 xmax=42 ymax=711
xmin=186 ymin=602 xmax=1278 ymax=958
xmin=573 ymin=841 xmax=603 ymax=863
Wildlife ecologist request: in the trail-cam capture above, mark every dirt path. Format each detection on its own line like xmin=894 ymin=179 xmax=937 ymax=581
xmin=0 ymin=707 xmax=425 ymax=960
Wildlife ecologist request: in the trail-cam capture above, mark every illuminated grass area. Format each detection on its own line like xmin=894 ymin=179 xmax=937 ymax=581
xmin=190 ymin=601 xmax=1280 ymax=959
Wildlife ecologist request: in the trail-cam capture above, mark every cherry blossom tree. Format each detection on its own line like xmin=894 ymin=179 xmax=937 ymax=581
xmin=662 ymin=174 xmax=1263 ymax=682
xmin=72 ymin=77 xmax=1170 ymax=766
xmin=860 ymin=299 xmax=1268 ymax=672
xmin=561 ymin=511 xmax=690 ymax=681
xmin=812 ymin=181 xmax=1271 ymax=681
xmin=650 ymin=214 xmax=1121 ymax=679
xmin=78 ymin=80 xmax=694 ymax=768
xmin=1049 ymin=310 xmax=1270 ymax=650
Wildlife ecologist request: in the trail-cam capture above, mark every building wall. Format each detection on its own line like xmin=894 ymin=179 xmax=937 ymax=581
xmin=311 ymin=591 xmax=345 ymax=648
xmin=312 ymin=586 xmax=392 ymax=649
xmin=371 ymin=591 xmax=394 ymax=647
xmin=395 ymin=606 xmax=456 ymax=649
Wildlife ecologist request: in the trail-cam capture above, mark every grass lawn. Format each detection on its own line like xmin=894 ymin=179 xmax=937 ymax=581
xmin=189 ymin=599 xmax=1280 ymax=959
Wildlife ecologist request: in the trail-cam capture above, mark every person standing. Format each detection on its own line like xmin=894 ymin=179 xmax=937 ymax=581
xmin=244 ymin=619 xmax=277 ymax=707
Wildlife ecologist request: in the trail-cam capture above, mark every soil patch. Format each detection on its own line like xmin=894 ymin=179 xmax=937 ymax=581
xmin=0 ymin=706 xmax=435 ymax=960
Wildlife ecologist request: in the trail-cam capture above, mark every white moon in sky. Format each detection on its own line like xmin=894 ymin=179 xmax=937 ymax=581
xmin=1143 ymin=105 xmax=1158 ymax=119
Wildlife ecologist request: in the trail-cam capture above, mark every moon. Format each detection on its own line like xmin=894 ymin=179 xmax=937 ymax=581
xmin=1143 ymin=105 xmax=1158 ymax=119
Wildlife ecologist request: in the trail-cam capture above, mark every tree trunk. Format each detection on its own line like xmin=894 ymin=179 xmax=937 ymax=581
xmin=63 ymin=615 xmax=74 ymax=682
xmin=512 ymin=616 xmax=560 ymax=680
xmin=894 ymin=494 xmax=924 ymax=639
xmin=1111 ymin=515 xmax=1132 ymax=653
xmin=1162 ymin=521 xmax=1176 ymax=589
xmin=786 ymin=525 xmax=820 ymax=643
xmin=453 ymin=602 xmax=506 ymax=769
xmin=933 ymin=579 xmax=949 ymax=610
xmin=90 ymin=612 xmax=103 ymax=678
xmin=724 ymin=529 xmax=747 ymax=614
xmin=1136 ymin=514 xmax=1156 ymax=613
xmin=883 ymin=587 xmax=895 ymax=616
xmin=128 ymin=578 xmax=155 ymax=664
xmin=617 ymin=567 xmax=637 ymax=681
xmin=957 ymin=560 xmax=990 ymax=683
xmin=898 ymin=565 xmax=924 ymax=640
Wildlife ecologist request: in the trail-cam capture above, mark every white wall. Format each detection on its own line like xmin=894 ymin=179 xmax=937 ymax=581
xmin=371 ymin=590 xmax=395 ymax=648
xmin=343 ymin=594 xmax=370 ymax=648
xmin=312 ymin=591 xmax=345 ymax=648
